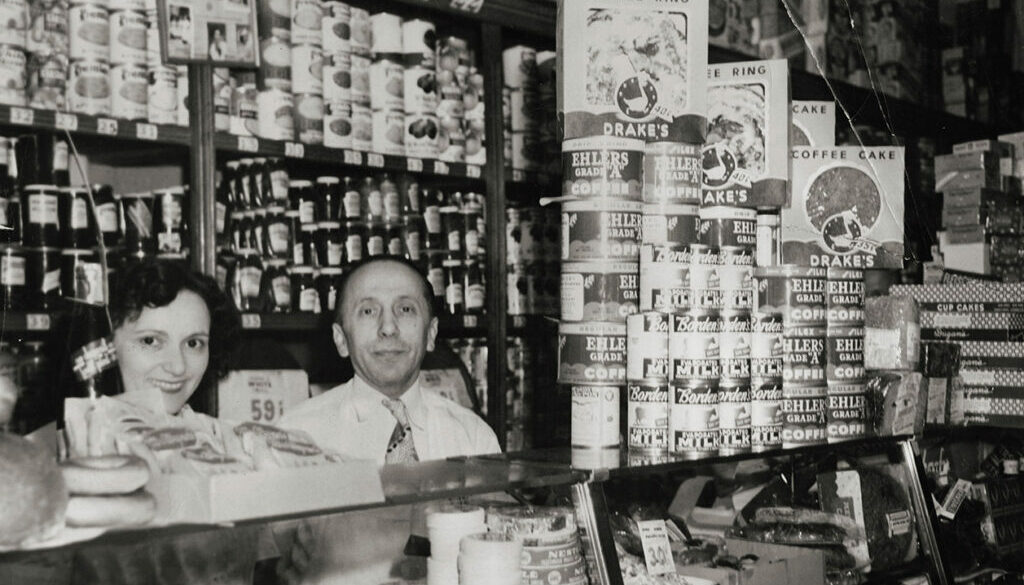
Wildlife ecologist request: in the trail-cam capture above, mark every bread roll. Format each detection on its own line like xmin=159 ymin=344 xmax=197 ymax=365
xmin=0 ymin=433 xmax=68 ymax=546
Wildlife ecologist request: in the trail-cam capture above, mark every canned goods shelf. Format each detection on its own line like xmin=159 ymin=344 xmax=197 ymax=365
xmin=0 ymin=106 xmax=191 ymax=147
xmin=237 ymin=311 xmax=487 ymax=334
xmin=214 ymin=133 xmax=485 ymax=181
xmin=0 ymin=311 xmax=55 ymax=332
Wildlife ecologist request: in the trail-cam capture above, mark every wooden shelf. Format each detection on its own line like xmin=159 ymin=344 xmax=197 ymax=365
xmin=0 ymin=106 xmax=191 ymax=147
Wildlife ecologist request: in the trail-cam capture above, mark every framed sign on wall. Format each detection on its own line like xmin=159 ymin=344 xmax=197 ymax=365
xmin=157 ymin=0 xmax=259 ymax=66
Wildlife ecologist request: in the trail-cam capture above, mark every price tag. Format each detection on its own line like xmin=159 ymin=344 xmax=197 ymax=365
xmin=285 ymin=142 xmax=305 ymax=158
xmin=466 ymin=164 xmax=481 ymax=178
xmin=434 ymin=161 xmax=450 ymax=175
xmin=136 ymin=123 xmax=158 ymax=140
xmin=55 ymin=112 xmax=78 ymax=131
xmin=367 ymin=153 xmax=385 ymax=168
xmin=512 ymin=169 xmax=526 ymax=182
xmin=238 ymin=136 xmax=259 ymax=152
xmin=449 ymin=0 xmax=484 ymax=13
xmin=9 ymin=107 xmax=34 ymax=125
xmin=26 ymin=313 xmax=50 ymax=331
xmin=97 ymin=118 xmax=118 ymax=135
xmin=406 ymin=158 xmax=424 ymax=172
xmin=344 ymin=150 xmax=362 ymax=165
xmin=463 ymin=315 xmax=478 ymax=328
xmin=216 ymin=370 xmax=309 ymax=425
xmin=637 ymin=520 xmax=675 ymax=576
xmin=241 ymin=313 xmax=262 ymax=329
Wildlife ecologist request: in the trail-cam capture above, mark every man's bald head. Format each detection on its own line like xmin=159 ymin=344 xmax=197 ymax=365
xmin=334 ymin=256 xmax=435 ymax=326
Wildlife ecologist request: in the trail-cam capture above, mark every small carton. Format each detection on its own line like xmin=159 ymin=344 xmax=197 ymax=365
xmin=791 ymin=100 xmax=835 ymax=147
xmin=935 ymin=152 xmax=1001 ymax=192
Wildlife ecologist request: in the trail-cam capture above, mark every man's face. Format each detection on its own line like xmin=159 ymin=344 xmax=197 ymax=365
xmin=333 ymin=261 xmax=438 ymax=399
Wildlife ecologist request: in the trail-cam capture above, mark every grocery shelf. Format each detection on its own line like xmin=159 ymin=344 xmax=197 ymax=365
xmin=214 ymin=133 xmax=485 ymax=181
xmin=0 ymin=105 xmax=192 ymax=147
xmin=238 ymin=311 xmax=490 ymax=335
xmin=386 ymin=0 xmax=556 ymax=37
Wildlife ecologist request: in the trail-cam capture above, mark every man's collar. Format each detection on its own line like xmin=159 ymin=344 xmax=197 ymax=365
xmin=350 ymin=375 xmax=427 ymax=431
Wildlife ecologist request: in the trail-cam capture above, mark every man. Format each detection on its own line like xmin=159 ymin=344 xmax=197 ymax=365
xmin=274 ymin=257 xmax=500 ymax=584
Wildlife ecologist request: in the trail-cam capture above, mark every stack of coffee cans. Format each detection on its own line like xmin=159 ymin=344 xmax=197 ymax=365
xmin=402 ymin=18 xmax=437 ymax=160
xmin=321 ymin=1 xmax=351 ymax=148
xmin=778 ymin=266 xmax=828 ymax=448
xmin=825 ymin=267 xmax=867 ymax=442
xmin=368 ymin=12 xmax=400 ymax=154
xmin=292 ymin=0 xmax=324 ymax=145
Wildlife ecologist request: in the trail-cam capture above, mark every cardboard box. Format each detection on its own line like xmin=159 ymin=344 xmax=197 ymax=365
xmin=960 ymin=341 xmax=1024 ymax=369
xmin=708 ymin=0 xmax=759 ymax=56
xmin=889 ymin=283 xmax=1024 ymax=303
xmin=791 ymin=100 xmax=835 ymax=147
xmin=935 ymin=152 xmax=1001 ymax=191
xmin=149 ymin=459 xmax=384 ymax=524
xmin=960 ymin=369 xmax=1024 ymax=388
xmin=558 ymin=0 xmax=708 ymax=143
xmin=782 ymin=146 xmax=905 ymax=269
xmin=703 ymin=59 xmax=790 ymax=208
xmin=724 ymin=539 xmax=826 ymax=585
xmin=942 ymin=188 xmax=1015 ymax=209
xmin=937 ymin=238 xmax=991 ymax=275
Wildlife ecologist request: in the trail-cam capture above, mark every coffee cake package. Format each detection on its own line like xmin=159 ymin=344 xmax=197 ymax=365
xmin=557 ymin=0 xmax=708 ymax=144
xmin=782 ymin=147 xmax=905 ymax=269
xmin=791 ymin=100 xmax=835 ymax=147
xmin=959 ymin=341 xmax=1024 ymax=369
xmin=703 ymin=59 xmax=790 ymax=209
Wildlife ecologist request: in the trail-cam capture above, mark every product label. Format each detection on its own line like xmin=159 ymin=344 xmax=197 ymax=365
xmin=240 ymin=266 xmax=261 ymax=297
xmin=28 ymin=193 xmax=58 ymax=225
xmin=42 ymin=269 xmax=59 ymax=293
xmin=97 ymin=203 xmax=120 ymax=233
xmin=70 ymin=198 xmax=89 ymax=229
xmin=268 ymin=223 xmax=290 ymax=254
xmin=0 ymin=255 xmax=25 ymax=285
xmin=346 ymin=235 xmax=362 ymax=262
xmin=299 ymin=287 xmax=320 ymax=312
xmin=299 ymin=200 xmax=315 ymax=224
xmin=445 ymin=282 xmax=463 ymax=306
xmin=272 ymin=275 xmax=291 ymax=308
xmin=627 ymin=383 xmax=669 ymax=451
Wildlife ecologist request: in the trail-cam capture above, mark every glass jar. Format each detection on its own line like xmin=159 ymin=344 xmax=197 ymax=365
xmin=0 ymin=244 xmax=26 ymax=310
xmin=462 ymin=203 xmax=481 ymax=258
xmin=230 ymin=211 xmax=247 ymax=253
xmin=464 ymin=258 xmax=484 ymax=314
xmin=24 ymin=246 xmax=59 ymax=310
xmin=263 ymin=258 xmax=291 ymax=312
xmin=252 ymin=209 xmax=267 ymax=257
xmin=291 ymin=265 xmax=320 ymax=313
xmin=398 ymin=173 xmax=420 ymax=214
xmin=341 ymin=176 xmax=361 ymax=219
xmin=317 ymin=176 xmax=342 ymax=221
xmin=366 ymin=222 xmax=385 ymax=257
xmin=59 ymin=187 xmax=94 ymax=249
xmin=440 ymin=204 xmax=462 ymax=256
xmin=379 ymin=173 xmax=401 ymax=221
xmin=422 ymin=188 xmax=443 ymax=249
xmin=403 ymin=215 xmax=424 ymax=261
xmin=289 ymin=179 xmax=316 ymax=224
xmin=249 ymin=157 xmax=271 ymax=208
xmin=344 ymin=219 xmax=366 ymax=264
xmin=425 ymin=251 xmax=446 ymax=311
xmin=316 ymin=266 xmax=342 ymax=315
xmin=268 ymin=157 xmax=289 ymax=203
xmin=233 ymin=248 xmax=263 ymax=312
xmin=385 ymin=222 xmax=404 ymax=256
xmin=443 ymin=258 xmax=464 ymax=315
xmin=223 ymin=160 xmax=241 ymax=207
xmin=235 ymin=158 xmax=254 ymax=209
xmin=315 ymin=221 xmax=343 ymax=266
xmin=360 ymin=176 xmax=383 ymax=223
xmin=264 ymin=206 xmax=291 ymax=259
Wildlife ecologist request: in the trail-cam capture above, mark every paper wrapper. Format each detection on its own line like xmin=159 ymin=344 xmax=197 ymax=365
xmin=920 ymin=312 xmax=1024 ymax=330
xmin=864 ymin=296 xmax=920 ymax=371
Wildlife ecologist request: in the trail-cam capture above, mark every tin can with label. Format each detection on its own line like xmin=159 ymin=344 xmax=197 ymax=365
xmin=403 ymin=65 xmax=436 ymax=115
xmin=27 ymin=51 xmax=67 ymax=110
xmin=369 ymin=56 xmax=402 ymax=111
xmin=826 ymin=326 xmax=865 ymax=383
xmin=750 ymin=377 xmax=783 ymax=452
xmin=557 ymin=321 xmax=627 ymax=386
xmin=291 ymin=0 xmax=323 ymax=46
xmin=643 ymin=142 xmax=701 ymax=205
xmin=689 ymin=243 xmax=721 ymax=310
xmin=826 ymin=267 xmax=865 ymax=325
xmin=754 ymin=265 xmax=827 ymax=326
xmin=720 ymin=246 xmax=754 ymax=311
xmin=109 ymin=9 xmax=146 ymax=65
xmin=27 ymin=4 xmax=67 ymax=55
xmin=718 ymin=379 xmax=751 ymax=455
xmin=783 ymin=326 xmax=826 ymax=387
xmin=257 ymin=88 xmax=294 ymax=141
xmin=147 ymin=64 xmax=176 ymax=124
xmin=751 ymin=312 xmax=783 ymax=378
xmin=638 ymin=243 xmax=690 ymax=313
xmin=0 ymin=0 xmax=27 ymax=49
xmin=349 ymin=6 xmax=369 ymax=55
xmin=570 ymin=385 xmax=620 ymax=450
xmin=561 ymin=136 xmax=644 ymax=200
xmin=22 ymin=185 xmax=58 ymax=247
xmin=321 ymin=1 xmax=350 ymax=53
xmin=827 ymin=391 xmax=867 ymax=443
xmin=641 ymin=202 xmax=698 ymax=246
xmin=627 ymin=382 xmax=669 ymax=452
xmin=24 ymin=246 xmax=60 ymax=309
xmin=291 ymin=43 xmax=323 ymax=95
xmin=110 ymin=62 xmax=147 ymax=120
xmin=230 ymin=79 xmax=258 ymax=136
xmin=369 ymin=11 xmax=401 ymax=55
xmin=0 ymin=44 xmax=25 ymax=106
xmin=626 ymin=312 xmax=669 ymax=382
xmin=405 ymin=113 xmax=438 ymax=159
xmin=69 ymin=1 xmax=109 ymax=62
xmin=258 ymin=35 xmax=291 ymax=92
xmin=295 ymin=93 xmax=324 ymax=145
xmin=372 ymin=108 xmax=404 ymax=156
xmin=69 ymin=58 xmax=110 ymax=115
xmin=560 ymin=261 xmax=638 ymax=323
xmin=257 ymin=0 xmax=290 ymax=38
xmin=782 ymin=385 xmax=827 ymax=448
xmin=562 ymin=199 xmax=641 ymax=262
xmin=322 ymin=50 xmax=350 ymax=102
xmin=719 ymin=311 xmax=751 ymax=380
xmin=323 ymin=99 xmax=352 ymax=149
xmin=669 ymin=309 xmax=720 ymax=382
xmin=699 ymin=206 xmax=756 ymax=249
xmin=671 ymin=379 xmax=719 ymax=459
xmin=350 ymin=52 xmax=370 ymax=105
xmin=401 ymin=18 xmax=435 ymax=68
xmin=351 ymin=102 xmax=371 ymax=151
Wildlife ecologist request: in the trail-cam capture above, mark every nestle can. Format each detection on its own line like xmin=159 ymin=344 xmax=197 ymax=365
xmin=351 ymin=102 xmax=371 ymax=151
xmin=782 ymin=385 xmax=827 ymax=448
xmin=826 ymin=267 xmax=865 ymax=324
xmin=110 ymin=62 xmax=147 ymax=120
xmin=783 ymin=326 xmax=826 ymax=387
xmin=643 ymin=142 xmax=701 ymax=204
xmin=24 ymin=246 xmax=60 ymax=310
xmin=557 ymin=321 xmax=627 ymax=386
xmin=69 ymin=1 xmax=109 ymax=62
xmin=827 ymin=390 xmax=868 ymax=443
xmin=626 ymin=312 xmax=669 ymax=382
xmin=27 ymin=52 xmax=67 ymax=110
xmin=671 ymin=380 xmax=719 ymax=459
xmin=719 ymin=311 xmax=751 ymax=380
xmin=257 ymin=88 xmax=294 ymax=141
xmin=560 ymin=261 xmax=638 ymax=323
xmin=349 ymin=6 xmax=369 ymax=55
xmin=562 ymin=199 xmax=641 ymax=262
xmin=699 ymin=206 xmax=756 ymax=249
xmin=641 ymin=202 xmax=698 ymax=246
xmin=403 ymin=65 xmax=436 ymax=115
xmin=291 ymin=0 xmax=323 ymax=46
xmin=323 ymin=100 xmax=352 ymax=149
xmin=718 ymin=379 xmax=751 ymax=455
xmin=369 ymin=11 xmax=401 ymax=55
xmin=720 ymin=246 xmax=754 ymax=311
xmin=0 ymin=0 xmax=27 ymax=48
xmin=754 ymin=265 xmax=827 ymax=325
xmin=109 ymin=9 xmax=146 ymax=65
xmin=826 ymin=326 xmax=865 ymax=383
xmin=689 ymin=243 xmax=721 ymax=310
xmin=295 ymin=93 xmax=324 ymax=145
xmin=669 ymin=309 xmax=720 ymax=382
xmin=258 ymin=35 xmax=291 ymax=92
xmin=349 ymin=52 xmax=370 ymax=104
xmin=368 ymin=57 xmax=402 ymax=111
xmin=639 ymin=243 xmax=689 ymax=312
xmin=69 ymin=58 xmax=112 ymax=115
xmin=570 ymin=385 xmax=620 ymax=450
xmin=561 ymin=137 xmax=644 ymax=200
xmin=627 ymin=382 xmax=669 ymax=452
xmin=750 ymin=378 xmax=783 ymax=452
xmin=147 ymin=64 xmax=176 ymax=124
xmin=291 ymin=43 xmax=323 ymax=95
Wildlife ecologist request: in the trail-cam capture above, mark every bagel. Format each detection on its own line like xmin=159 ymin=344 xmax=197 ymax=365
xmin=60 ymin=455 xmax=150 ymax=496
xmin=65 ymin=490 xmax=156 ymax=528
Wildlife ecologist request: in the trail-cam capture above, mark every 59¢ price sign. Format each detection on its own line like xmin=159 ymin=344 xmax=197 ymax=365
xmin=251 ymin=398 xmax=286 ymax=423
xmin=217 ymin=370 xmax=309 ymax=424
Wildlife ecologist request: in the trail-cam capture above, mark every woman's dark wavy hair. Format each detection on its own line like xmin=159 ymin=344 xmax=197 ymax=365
xmin=109 ymin=258 xmax=239 ymax=414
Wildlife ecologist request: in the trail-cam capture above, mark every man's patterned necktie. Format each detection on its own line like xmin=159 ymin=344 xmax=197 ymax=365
xmin=383 ymin=398 xmax=419 ymax=463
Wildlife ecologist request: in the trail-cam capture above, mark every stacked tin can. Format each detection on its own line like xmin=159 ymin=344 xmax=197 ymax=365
xmin=318 ymin=1 xmax=348 ymax=147
xmin=108 ymin=0 xmax=148 ymax=121
xmin=825 ymin=267 xmax=867 ymax=443
xmin=67 ymin=0 xmax=111 ymax=116
xmin=255 ymin=0 xmax=294 ymax=140
xmin=434 ymin=35 xmax=478 ymax=164
xmin=559 ymin=138 xmax=645 ymax=462
xmin=291 ymin=0 xmax=323 ymax=145
xmin=534 ymin=51 xmax=558 ymax=177
xmin=506 ymin=202 xmax=559 ymax=317
xmin=502 ymin=45 xmax=538 ymax=173
xmin=26 ymin=0 xmax=69 ymax=110
xmin=0 ymin=0 xmax=30 ymax=107
xmin=400 ymin=18 xmax=434 ymax=159
xmin=366 ymin=11 xmax=400 ymax=155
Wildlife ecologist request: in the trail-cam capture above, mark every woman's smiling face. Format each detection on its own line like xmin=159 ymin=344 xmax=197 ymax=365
xmin=113 ymin=290 xmax=211 ymax=414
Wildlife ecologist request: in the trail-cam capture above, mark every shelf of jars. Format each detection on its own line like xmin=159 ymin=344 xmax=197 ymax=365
xmin=215 ymin=133 xmax=485 ymax=181
xmin=236 ymin=311 xmax=490 ymax=334
xmin=0 ymin=106 xmax=192 ymax=147
xmin=0 ymin=312 xmax=58 ymax=333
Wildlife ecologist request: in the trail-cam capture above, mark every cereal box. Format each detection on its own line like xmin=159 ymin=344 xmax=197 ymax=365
xmin=557 ymin=0 xmax=708 ymax=144
xmin=782 ymin=146 xmax=905 ymax=269
xmin=791 ymin=100 xmax=835 ymax=147
xmin=702 ymin=59 xmax=789 ymax=209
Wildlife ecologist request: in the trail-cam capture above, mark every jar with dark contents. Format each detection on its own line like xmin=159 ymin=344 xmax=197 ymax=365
xmin=1 ymin=193 xmax=21 ymax=244
xmin=252 ymin=209 xmax=267 ymax=256
xmin=268 ymin=157 xmax=289 ymax=203
xmin=289 ymin=180 xmax=316 ymax=224
xmin=24 ymin=246 xmax=60 ymax=310
xmin=316 ymin=176 xmax=342 ymax=221
xmin=223 ymin=160 xmax=241 ymax=207
xmin=0 ymin=244 xmax=26 ymax=310
xmin=13 ymin=340 xmax=49 ymax=435
xmin=464 ymin=258 xmax=484 ymax=314
xmin=361 ymin=176 xmax=383 ymax=223
xmin=60 ymin=248 xmax=105 ymax=305
xmin=344 ymin=219 xmax=366 ymax=264
xmin=249 ymin=157 xmax=271 ymax=208
xmin=315 ymin=221 xmax=344 ymax=267
xmin=316 ymin=266 xmax=342 ymax=315
xmin=440 ymin=204 xmax=462 ymax=257
xmin=216 ymin=249 xmax=236 ymax=292
xmin=443 ymin=258 xmax=464 ymax=315
xmin=22 ymin=185 xmax=59 ymax=247
xmin=341 ymin=177 xmax=361 ymax=219
xmin=262 ymin=258 xmax=292 ymax=312
xmin=379 ymin=173 xmax=401 ymax=221
xmin=366 ymin=222 xmax=386 ymax=257
xmin=422 ymin=188 xmax=443 ymax=249
xmin=121 ymin=192 xmax=156 ymax=256
xmin=397 ymin=173 xmax=420 ymax=214
xmin=425 ymin=251 xmax=446 ymax=312
xmin=462 ymin=202 xmax=482 ymax=258
xmin=291 ymin=266 xmax=320 ymax=313
xmin=91 ymin=184 xmax=122 ymax=247
xmin=230 ymin=211 xmax=246 ymax=252
xmin=296 ymin=223 xmax=317 ymax=266
xmin=384 ymin=222 xmax=404 ymax=256
xmin=264 ymin=206 xmax=291 ymax=259
xmin=59 ymin=187 xmax=94 ymax=249
xmin=403 ymin=215 xmax=425 ymax=262
xmin=233 ymin=248 xmax=264 ymax=312
xmin=233 ymin=159 xmax=252 ymax=209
